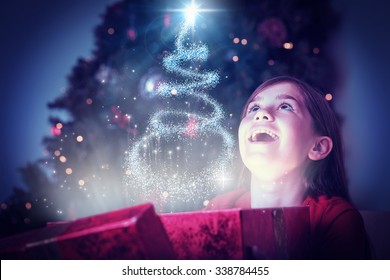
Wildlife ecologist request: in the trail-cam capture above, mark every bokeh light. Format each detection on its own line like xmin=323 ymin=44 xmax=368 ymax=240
xmin=325 ymin=93 xmax=333 ymax=101
xmin=283 ymin=42 xmax=294 ymax=49
xmin=107 ymin=27 xmax=115 ymax=35
xmin=25 ymin=202 xmax=32 ymax=210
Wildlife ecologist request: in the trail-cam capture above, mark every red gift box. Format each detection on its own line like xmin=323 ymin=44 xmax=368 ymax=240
xmin=0 ymin=203 xmax=175 ymax=259
xmin=240 ymin=207 xmax=310 ymax=259
xmin=1 ymin=204 xmax=310 ymax=259
xmin=160 ymin=209 xmax=243 ymax=259
xmin=160 ymin=207 xmax=310 ymax=259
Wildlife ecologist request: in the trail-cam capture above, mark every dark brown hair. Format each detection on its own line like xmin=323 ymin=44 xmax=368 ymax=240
xmin=239 ymin=76 xmax=350 ymax=200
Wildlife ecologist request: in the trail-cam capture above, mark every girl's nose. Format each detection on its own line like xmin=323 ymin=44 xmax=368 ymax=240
xmin=255 ymin=109 xmax=274 ymax=121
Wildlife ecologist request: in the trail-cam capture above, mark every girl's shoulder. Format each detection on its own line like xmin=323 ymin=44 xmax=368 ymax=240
xmin=302 ymin=194 xmax=363 ymax=229
xmin=303 ymin=195 xmax=370 ymax=259
xmin=303 ymin=194 xmax=355 ymax=207
xmin=303 ymin=194 xmax=359 ymax=219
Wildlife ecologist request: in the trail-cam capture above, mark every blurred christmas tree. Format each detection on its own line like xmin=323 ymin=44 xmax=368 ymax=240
xmin=0 ymin=0 xmax=340 ymax=237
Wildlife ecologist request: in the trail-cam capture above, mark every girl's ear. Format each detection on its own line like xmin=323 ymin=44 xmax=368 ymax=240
xmin=308 ymin=136 xmax=333 ymax=161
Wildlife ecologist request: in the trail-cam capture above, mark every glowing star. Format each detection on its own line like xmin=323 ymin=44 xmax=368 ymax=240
xmin=168 ymin=1 xmax=219 ymax=27
xmin=184 ymin=1 xmax=199 ymax=25
xmin=125 ymin=15 xmax=234 ymax=212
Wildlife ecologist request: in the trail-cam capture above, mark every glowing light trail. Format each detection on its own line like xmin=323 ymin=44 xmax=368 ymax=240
xmin=125 ymin=9 xmax=234 ymax=212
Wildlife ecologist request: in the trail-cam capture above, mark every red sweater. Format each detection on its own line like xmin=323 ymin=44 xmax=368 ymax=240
xmin=205 ymin=188 xmax=371 ymax=259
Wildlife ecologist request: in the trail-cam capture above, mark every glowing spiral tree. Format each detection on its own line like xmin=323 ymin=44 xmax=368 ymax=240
xmin=125 ymin=6 xmax=234 ymax=212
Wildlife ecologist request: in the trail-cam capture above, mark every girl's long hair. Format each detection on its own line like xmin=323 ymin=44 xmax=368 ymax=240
xmin=238 ymin=76 xmax=350 ymax=201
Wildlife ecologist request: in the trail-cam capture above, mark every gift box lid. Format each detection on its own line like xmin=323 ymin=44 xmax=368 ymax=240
xmin=0 ymin=203 xmax=175 ymax=260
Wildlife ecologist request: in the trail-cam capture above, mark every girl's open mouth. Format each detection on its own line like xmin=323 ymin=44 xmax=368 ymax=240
xmin=249 ymin=129 xmax=279 ymax=143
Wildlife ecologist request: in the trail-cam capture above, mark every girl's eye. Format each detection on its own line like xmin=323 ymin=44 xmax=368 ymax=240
xmin=279 ymin=103 xmax=294 ymax=111
xmin=248 ymin=104 xmax=260 ymax=113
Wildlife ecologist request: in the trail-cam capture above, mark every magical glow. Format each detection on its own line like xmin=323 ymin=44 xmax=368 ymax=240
xmin=184 ymin=2 xmax=199 ymax=25
xmin=126 ymin=18 xmax=234 ymax=211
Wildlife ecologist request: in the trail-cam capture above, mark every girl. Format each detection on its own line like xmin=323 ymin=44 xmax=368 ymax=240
xmin=206 ymin=76 xmax=370 ymax=259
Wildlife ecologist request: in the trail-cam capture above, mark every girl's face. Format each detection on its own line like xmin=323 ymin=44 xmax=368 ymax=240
xmin=238 ymin=82 xmax=316 ymax=181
